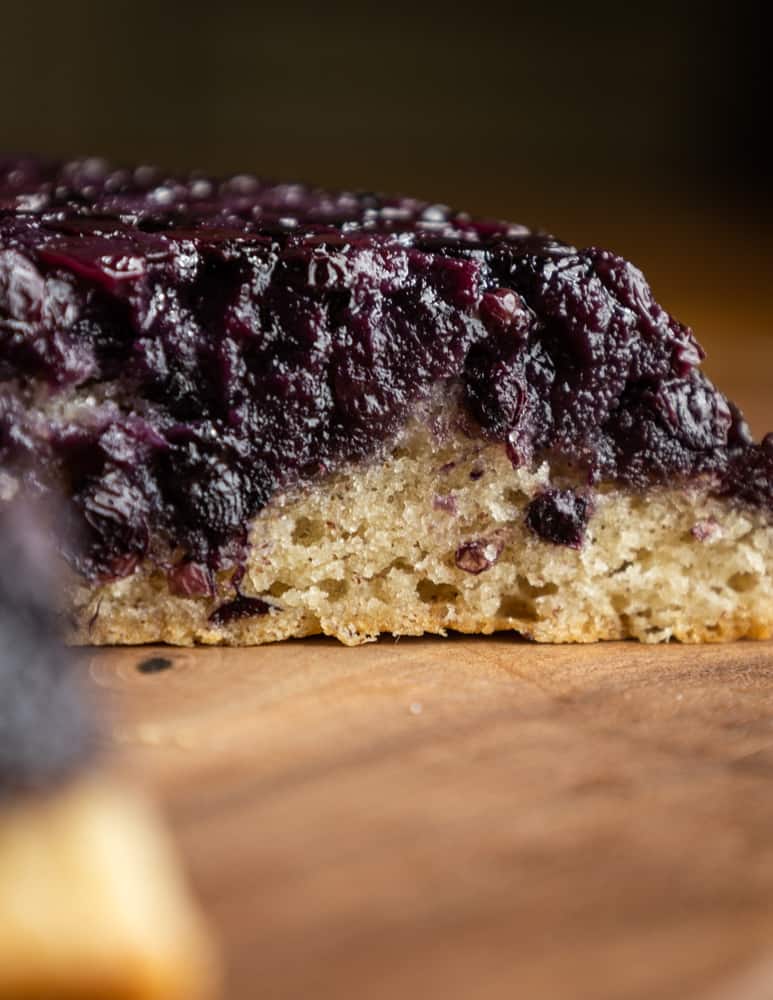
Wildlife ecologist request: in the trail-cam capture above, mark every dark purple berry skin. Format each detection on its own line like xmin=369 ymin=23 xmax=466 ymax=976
xmin=526 ymin=490 xmax=592 ymax=548
xmin=168 ymin=561 xmax=214 ymax=597
xmin=208 ymin=594 xmax=274 ymax=626
xmin=0 ymin=157 xmax=769 ymax=582
xmin=455 ymin=538 xmax=504 ymax=574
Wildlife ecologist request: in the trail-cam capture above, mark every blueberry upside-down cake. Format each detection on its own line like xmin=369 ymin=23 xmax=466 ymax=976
xmin=1 ymin=157 xmax=770 ymax=645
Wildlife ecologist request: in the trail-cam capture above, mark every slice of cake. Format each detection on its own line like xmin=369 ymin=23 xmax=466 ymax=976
xmin=0 ymin=156 xmax=770 ymax=645
xmin=0 ymin=505 xmax=218 ymax=998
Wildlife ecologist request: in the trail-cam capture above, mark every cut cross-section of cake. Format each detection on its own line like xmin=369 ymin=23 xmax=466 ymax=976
xmin=0 ymin=156 xmax=770 ymax=645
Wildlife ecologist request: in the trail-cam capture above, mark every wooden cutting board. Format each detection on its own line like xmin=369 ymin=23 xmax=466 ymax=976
xmin=88 ymin=637 xmax=773 ymax=1000
xmin=82 ymin=309 xmax=772 ymax=1000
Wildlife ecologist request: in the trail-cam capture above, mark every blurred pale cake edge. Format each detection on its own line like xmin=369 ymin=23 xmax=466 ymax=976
xmin=0 ymin=775 xmax=219 ymax=999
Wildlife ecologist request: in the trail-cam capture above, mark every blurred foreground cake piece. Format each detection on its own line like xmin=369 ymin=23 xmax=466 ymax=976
xmin=0 ymin=507 xmax=218 ymax=999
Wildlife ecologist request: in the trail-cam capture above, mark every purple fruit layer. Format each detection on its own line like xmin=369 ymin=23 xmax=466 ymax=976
xmin=0 ymin=157 xmax=770 ymax=583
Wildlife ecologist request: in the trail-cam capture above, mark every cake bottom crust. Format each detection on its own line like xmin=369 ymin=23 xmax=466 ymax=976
xmin=71 ymin=416 xmax=773 ymax=647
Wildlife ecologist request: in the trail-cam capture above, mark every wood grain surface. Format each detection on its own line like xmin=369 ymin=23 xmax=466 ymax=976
xmin=82 ymin=278 xmax=772 ymax=1000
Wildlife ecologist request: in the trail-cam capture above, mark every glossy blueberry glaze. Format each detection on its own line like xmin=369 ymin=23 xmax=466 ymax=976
xmin=0 ymin=157 xmax=769 ymax=581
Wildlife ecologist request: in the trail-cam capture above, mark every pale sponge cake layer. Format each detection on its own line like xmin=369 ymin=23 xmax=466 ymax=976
xmin=72 ymin=409 xmax=773 ymax=646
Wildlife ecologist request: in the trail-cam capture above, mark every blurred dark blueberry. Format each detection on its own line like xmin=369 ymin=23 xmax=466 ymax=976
xmin=209 ymin=594 xmax=274 ymax=625
xmin=0 ymin=502 xmax=97 ymax=799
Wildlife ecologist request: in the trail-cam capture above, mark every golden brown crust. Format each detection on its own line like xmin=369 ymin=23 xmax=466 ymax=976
xmin=69 ymin=412 xmax=773 ymax=648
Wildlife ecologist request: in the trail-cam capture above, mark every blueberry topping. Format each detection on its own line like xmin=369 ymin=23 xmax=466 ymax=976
xmin=168 ymin=561 xmax=215 ymax=598
xmin=0 ymin=157 xmax=769 ymax=583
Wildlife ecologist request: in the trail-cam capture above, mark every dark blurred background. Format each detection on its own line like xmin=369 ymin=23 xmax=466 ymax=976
xmin=2 ymin=1 xmax=770 ymax=420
